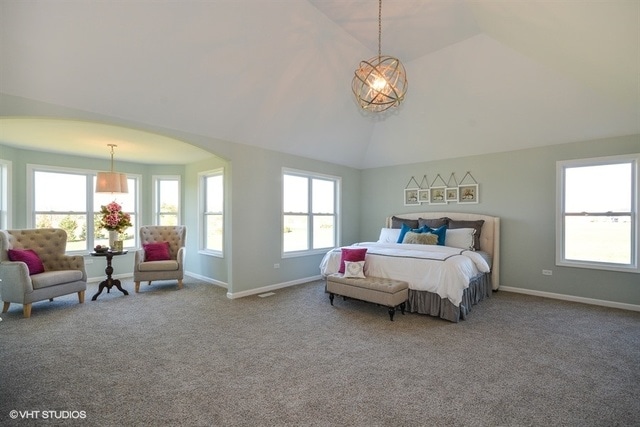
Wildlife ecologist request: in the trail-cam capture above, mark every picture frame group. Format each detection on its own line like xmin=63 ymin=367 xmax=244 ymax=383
xmin=404 ymin=183 xmax=478 ymax=206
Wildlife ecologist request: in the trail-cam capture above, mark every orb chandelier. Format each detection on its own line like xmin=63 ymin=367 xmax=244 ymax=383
xmin=352 ymin=0 xmax=408 ymax=113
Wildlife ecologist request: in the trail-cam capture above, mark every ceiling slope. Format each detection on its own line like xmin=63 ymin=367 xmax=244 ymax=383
xmin=0 ymin=0 xmax=638 ymax=168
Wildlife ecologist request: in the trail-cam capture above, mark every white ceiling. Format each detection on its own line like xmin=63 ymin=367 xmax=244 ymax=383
xmin=0 ymin=0 xmax=638 ymax=169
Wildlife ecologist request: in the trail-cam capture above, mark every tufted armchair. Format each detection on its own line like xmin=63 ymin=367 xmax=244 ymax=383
xmin=133 ymin=225 xmax=186 ymax=293
xmin=0 ymin=228 xmax=87 ymax=318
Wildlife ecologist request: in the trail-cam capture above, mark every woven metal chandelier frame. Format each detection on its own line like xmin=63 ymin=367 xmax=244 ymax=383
xmin=352 ymin=0 xmax=408 ymax=113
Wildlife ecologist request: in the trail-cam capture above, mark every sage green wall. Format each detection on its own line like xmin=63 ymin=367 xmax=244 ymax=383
xmin=1 ymin=94 xmax=362 ymax=296
xmin=220 ymin=141 xmax=361 ymax=295
xmin=160 ymin=128 xmax=361 ymax=296
xmin=360 ymin=134 xmax=640 ymax=306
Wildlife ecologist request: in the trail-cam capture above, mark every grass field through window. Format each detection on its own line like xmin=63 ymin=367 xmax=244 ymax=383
xmin=565 ymin=217 xmax=631 ymax=264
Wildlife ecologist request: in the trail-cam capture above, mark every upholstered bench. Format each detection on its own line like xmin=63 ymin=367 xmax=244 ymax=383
xmin=326 ymin=273 xmax=409 ymax=321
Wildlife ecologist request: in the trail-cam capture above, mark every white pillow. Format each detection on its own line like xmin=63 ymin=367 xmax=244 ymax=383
xmin=343 ymin=260 xmax=366 ymax=278
xmin=377 ymin=228 xmax=401 ymax=243
xmin=444 ymin=228 xmax=476 ymax=250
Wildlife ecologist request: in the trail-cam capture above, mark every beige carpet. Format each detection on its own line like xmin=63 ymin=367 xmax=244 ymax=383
xmin=1 ymin=278 xmax=639 ymax=426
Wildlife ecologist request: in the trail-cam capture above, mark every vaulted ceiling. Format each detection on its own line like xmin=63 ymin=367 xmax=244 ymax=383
xmin=1 ymin=0 xmax=638 ymax=168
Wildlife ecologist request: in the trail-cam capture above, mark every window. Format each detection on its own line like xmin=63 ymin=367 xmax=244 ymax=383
xmin=556 ymin=154 xmax=639 ymax=273
xmin=283 ymin=169 xmax=339 ymax=255
xmin=27 ymin=165 xmax=139 ymax=252
xmin=199 ymin=169 xmax=223 ymax=255
xmin=153 ymin=176 xmax=180 ymax=225
xmin=0 ymin=159 xmax=11 ymax=229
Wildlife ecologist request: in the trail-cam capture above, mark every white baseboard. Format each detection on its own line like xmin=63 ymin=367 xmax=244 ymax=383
xmin=226 ymin=275 xmax=323 ymax=299
xmin=500 ymin=286 xmax=640 ymax=312
xmin=184 ymin=271 xmax=227 ymax=289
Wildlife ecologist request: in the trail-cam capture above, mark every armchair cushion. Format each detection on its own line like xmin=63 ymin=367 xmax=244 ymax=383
xmin=31 ymin=270 xmax=84 ymax=290
xmin=138 ymin=260 xmax=179 ymax=272
xmin=143 ymin=241 xmax=171 ymax=261
xmin=8 ymin=249 xmax=45 ymax=275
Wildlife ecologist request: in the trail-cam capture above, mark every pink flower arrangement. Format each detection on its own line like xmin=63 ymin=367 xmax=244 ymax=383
xmin=99 ymin=201 xmax=132 ymax=233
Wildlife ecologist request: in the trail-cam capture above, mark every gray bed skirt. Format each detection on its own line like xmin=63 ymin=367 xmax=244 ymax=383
xmin=405 ymin=273 xmax=492 ymax=323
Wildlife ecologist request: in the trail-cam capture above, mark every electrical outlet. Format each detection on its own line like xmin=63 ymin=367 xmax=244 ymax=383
xmin=542 ymin=270 xmax=552 ymax=276
xmin=273 ymin=263 xmax=280 ymax=269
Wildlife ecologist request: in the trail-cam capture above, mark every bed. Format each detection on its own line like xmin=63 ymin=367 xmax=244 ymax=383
xmin=319 ymin=212 xmax=500 ymax=322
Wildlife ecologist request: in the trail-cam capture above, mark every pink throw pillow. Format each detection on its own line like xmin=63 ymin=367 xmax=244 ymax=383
xmin=143 ymin=242 xmax=171 ymax=261
xmin=338 ymin=248 xmax=367 ymax=274
xmin=8 ymin=249 xmax=45 ymax=275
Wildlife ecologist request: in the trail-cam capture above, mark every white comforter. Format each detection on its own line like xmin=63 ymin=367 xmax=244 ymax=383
xmin=319 ymin=242 xmax=491 ymax=307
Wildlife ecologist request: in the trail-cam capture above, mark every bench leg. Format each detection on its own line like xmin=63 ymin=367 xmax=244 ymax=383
xmin=400 ymin=302 xmax=406 ymax=315
xmin=388 ymin=307 xmax=395 ymax=321
xmin=329 ymin=293 xmax=335 ymax=306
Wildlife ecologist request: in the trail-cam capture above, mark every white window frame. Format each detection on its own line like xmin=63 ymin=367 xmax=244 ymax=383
xmin=556 ymin=153 xmax=639 ymax=273
xmin=0 ymin=159 xmax=12 ymax=229
xmin=282 ymin=168 xmax=341 ymax=258
xmin=152 ymin=175 xmax=181 ymax=225
xmin=198 ymin=168 xmax=224 ymax=257
xmin=27 ymin=164 xmax=141 ymax=253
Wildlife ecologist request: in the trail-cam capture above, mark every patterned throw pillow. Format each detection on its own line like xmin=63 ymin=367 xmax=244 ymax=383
xmin=338 ymin=247 xmax=367 ymax=274
xmin=403 ymin=232 xmax=439 ymax=245
xmin=343 ymin=260 xmax=366 ymax=278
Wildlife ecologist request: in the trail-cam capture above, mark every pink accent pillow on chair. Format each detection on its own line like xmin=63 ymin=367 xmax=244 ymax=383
xmin=8 ymin=249 xmax=45 ymax=275
xmin=338 ymin=248 xmax=368 ymax=274
xmin=143 ymin=242 xmax=171 ymax=261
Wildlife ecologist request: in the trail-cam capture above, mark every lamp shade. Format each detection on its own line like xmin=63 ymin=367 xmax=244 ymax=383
xmin=119 ymin=173 xmax=129 ymax=193
xmin=96 ymin=172 xmax=128 ymax=193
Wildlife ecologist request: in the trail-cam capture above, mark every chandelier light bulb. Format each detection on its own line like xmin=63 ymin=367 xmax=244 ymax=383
xmin=372 ymin=76 xmax=387 ymax=91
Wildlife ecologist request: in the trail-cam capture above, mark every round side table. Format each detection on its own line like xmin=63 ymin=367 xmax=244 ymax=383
xmin=90 ymin=250 xmax=129 ymax=301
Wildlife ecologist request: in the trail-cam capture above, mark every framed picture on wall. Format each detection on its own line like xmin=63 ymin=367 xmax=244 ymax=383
xmin=429 ymin=187 xmax=447 ymax=205
xmin=418 ymin=189 xmax=430 ymax=203
xmin=458 ymin=184 xmax=479 ymax=204
xmin=446 ymin=187 xmax=459 ymax=203
xmin=404 ymin=188 xmax=420 ymax=206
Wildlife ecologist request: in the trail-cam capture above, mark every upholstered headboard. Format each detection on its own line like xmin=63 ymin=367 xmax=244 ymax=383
xmin=385 ymin=212 xmax=500 ymax=290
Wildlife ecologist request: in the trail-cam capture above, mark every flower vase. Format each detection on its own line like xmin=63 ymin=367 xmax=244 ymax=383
xmin=108 ymin=230 xmax=119 ymax=250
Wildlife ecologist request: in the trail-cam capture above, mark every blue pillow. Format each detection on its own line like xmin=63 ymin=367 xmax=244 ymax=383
xmin=397 ymin=223 xmax=427 ymax=243
xmin=396 ymin=223 xmax=411 ymax=243
xmin=423 ymin=225 xmax=447 ymax=245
